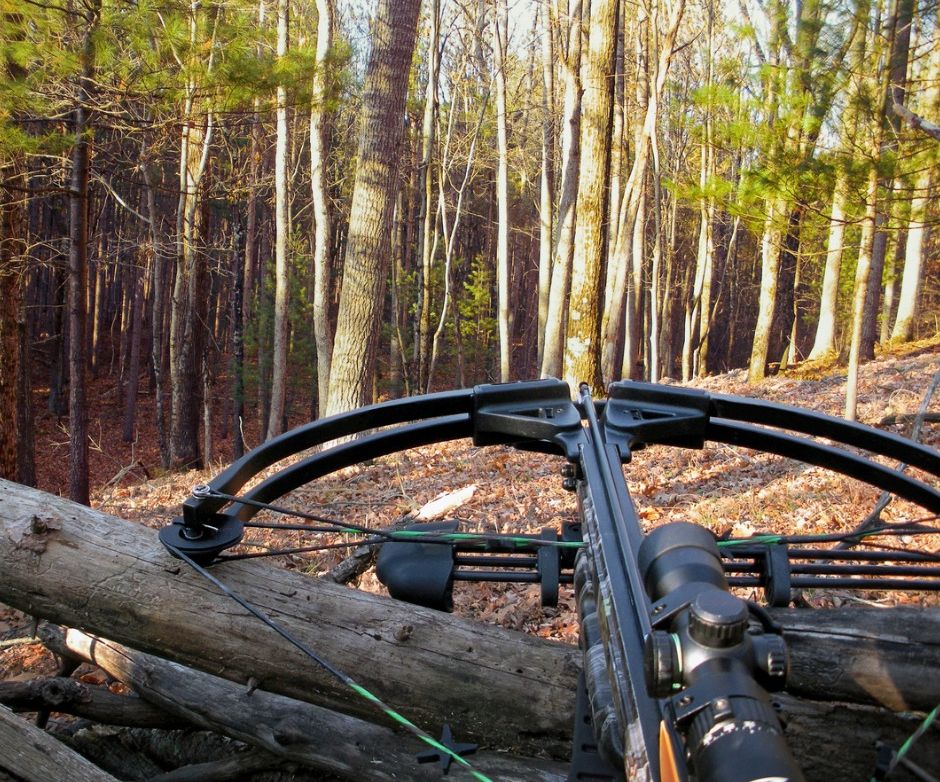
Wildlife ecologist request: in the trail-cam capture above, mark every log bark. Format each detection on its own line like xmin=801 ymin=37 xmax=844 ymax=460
xmin=0 ymin=703 xmax=119 ymax=782
xmin=0 ymin=479 xmax=578 ymax=756
xmin=43 ymin=627 xmax=566 ymax=782
xmin=0 ymin=676 xmax=175 ymax=729
xmin=775 ymin=693 xmax=938 ymax=781
xmin=771 ymin=605 xmax=940 ymax=712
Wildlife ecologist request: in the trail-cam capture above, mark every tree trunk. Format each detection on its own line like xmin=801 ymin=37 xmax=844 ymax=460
xmin=494 ymin=0 xmax=512 ymax=382
xmin=310 ymin=0 xmax=334 ymax=417
xmin=890 ymin=30 xmax=939 ymax=343
xmin=68 ymin=9 xmax=98 ymax=505
xmin=326 ymin=0 xmax=422 ymax=415
xmin=808 ymin=172 xmax=848 ymax=361
xmin=142 ymin=158 xmax=170 ymax=469
xmin=890 ymin=163 xmax=932 ymax=343
xmin=267 ymin=0 xmax=291 ymax=440
xmin=537 ymin=0 xmax=555 ymax=370
xmin=540 ymin=0 xmax=582 ymax=380
xmin=414 ymin=0 xmax=439 ymax=392
xmin=0 ymin=156 xmax=24 ymax=483
xmin=860 ymin=0 xmax=913 ymax=360
xmin=563 ymin=0 xmax=619 ymax=392
xmin=47 ymin=628 xmax=567 ymax=782
xmin=121 ymin=263 xmax=144 ymax=443
xmin=169 ymin=2 xmax=218 ymax=470
xmin=748 ymin=197 xmax=785 ymax=382
xmin=846 ymin=162 xmax=880 ymax=421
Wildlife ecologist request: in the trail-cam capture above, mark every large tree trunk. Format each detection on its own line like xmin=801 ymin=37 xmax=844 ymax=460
xmin=748 ymin=197 xmax=785 ymax=382
xmin=0 ymin=704 xmax=120 ymax=782
xmin=537 ymin=0 xmax=555 ymax=370
xmin=415 ymin=0 xmax=440 ymax=392
xmin=326 ymin=0 xmax=422 ymax=414
xmin=890 ymin=31 xmax=939 ymax=343
xmin=169 ymin=3 xmax=217 ymax=469
xmin=540 ymin=0 xmax=582 ymax=380
xmin=0 ymin=154 xmax=24 ymax=483
xmin=562 ymin=0 xmax=618 ymax=392
xmin=860 ymin=0 xmax=913 ymax=360
xmin=846 ymin=162 xmax=880 ymax=421
xmin=808 ymin=172 xmax=848 ymax=361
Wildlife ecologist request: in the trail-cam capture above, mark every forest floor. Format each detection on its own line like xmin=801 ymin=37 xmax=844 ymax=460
xmin=1 ymin=338 xmax=939 ymax=777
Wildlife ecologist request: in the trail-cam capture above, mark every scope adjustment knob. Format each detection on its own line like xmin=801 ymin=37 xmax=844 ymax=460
xmin=752 ymin=633 xmax=789 ymax=689
xmin=688 ymin=591 xmax=748 ymax=648
xmin=644 ymin=631 xmax=681 ymax=697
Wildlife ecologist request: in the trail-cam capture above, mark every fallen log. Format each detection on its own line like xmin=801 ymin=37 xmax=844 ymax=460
xmin=0 ymin=676 xmax=176 ymax=729
xmin=44 ymin=627 xmax=567 ymax=782
xmin=0 ymin=479 xmax=578 ymax=756
xmin=774 ymin=693 xmax=939 ymax=781
xmin=773 ymin=605 xmax=940 ymax=712
xmin=0 ymin=704 xmax=119 ymax=782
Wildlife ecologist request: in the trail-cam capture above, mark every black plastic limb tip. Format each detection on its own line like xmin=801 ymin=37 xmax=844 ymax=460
xmin=416 ymin=724 xmax=478 ymax=774
xmin=159 ymin=516 xmax=245 ymax=564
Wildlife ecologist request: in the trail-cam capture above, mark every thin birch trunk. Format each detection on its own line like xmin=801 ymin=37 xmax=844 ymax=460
xmin=494 ymin=0 xmax=511 ymax=381
xmin=309 ymin=0 xmax=334 ymax=416
xmin=415 ymin=0 xmax=440 ymax=390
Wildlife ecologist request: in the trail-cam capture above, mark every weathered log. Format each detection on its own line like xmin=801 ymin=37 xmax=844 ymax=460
xmin=0 ymin=676 xmax=176 ymax=729
xmin=775 ymin=693 xmax=939 ymax=781
xmin=0 ymin=704 xmax=119 ymax=782
xmin=45 ymin=627 xmax=567 ymax=782
xmin=0 ymin=479 xmax=578 ymax=756
xmin=772 ymin=605 xmax=940 ymax=712
xmin=146 ymin=749 xmax=287 ymax=782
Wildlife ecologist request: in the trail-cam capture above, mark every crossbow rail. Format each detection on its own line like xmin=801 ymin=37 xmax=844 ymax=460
xmin=154 ymin=380 xmax=940 ymax=782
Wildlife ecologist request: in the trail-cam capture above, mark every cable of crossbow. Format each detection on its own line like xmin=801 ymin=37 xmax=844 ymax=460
xmin=718 ymin=523 xmax=940 ymax=548
xmin=202 ymin=487 xmax=584 ymax=550
xmin=166 ymin=543 xmax=495 ymax=782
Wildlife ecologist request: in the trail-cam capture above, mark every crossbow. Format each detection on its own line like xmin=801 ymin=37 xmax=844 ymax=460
xmin=159 ymin=379 xmax=940 ymax=782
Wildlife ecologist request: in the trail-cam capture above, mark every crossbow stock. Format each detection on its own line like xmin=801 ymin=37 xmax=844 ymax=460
xmin=160 ymin=380 xmax=940 ymax=782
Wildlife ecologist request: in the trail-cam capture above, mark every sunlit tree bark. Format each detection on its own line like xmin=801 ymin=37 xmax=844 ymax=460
xmin=541 ymin=0 xmax=582 ymax=379
xmin=563 ymin=0 xmax=618 ymax=392
xmin=326 ymin=0 xmax=422 ymax=415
